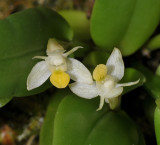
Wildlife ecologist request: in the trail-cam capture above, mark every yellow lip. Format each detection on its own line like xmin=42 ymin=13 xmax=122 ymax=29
xmin=50 ymin=70 xmax=70 ymax=88
xmin=93 ymin=64 xmax=107 ymax=81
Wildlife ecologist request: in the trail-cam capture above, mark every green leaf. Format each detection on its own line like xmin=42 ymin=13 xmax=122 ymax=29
xmin=156 ymin=99 xmax=160 ymax=109
xmin=52 ymin=94 xmax=145 ymax=145
xmin=0 ymin=96 xmax=12 ymax=108
xmin=121 ymin=68 xmax=146 ymax=95
xmin=154 ymin=107 xmax=160 ymax=145
xmin=40 ymin=89 xmax=70 ymax=145
xmin=146 ymin=34 xmax=160 ymax=51
xmin=0 ymin=8 xmax=73 ymax=98
xmin=135 ymin=65 xmax=160 ymax=99
xmin=59 ymin=10 xmax=91 ymax=41
xmin=91 ymin=0 xmax=160 ymax=56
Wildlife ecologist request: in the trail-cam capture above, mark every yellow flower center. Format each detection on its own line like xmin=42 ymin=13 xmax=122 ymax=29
xmin=93 ymin=64 xmax=107 ymax=81
xmin=50 ymin=70 xmax=70 ymax=88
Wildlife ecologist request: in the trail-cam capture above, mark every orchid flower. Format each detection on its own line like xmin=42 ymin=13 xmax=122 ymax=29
xmin=27 ymin=38 xmax=86 ymax=90
xmin=69 ymin=48 xmax=139 ymax=110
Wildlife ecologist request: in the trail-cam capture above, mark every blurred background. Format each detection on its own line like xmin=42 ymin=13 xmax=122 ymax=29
xmin=0 ymin=0 xmax=93 ymax=19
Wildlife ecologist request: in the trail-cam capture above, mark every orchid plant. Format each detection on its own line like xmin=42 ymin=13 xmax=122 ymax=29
xmin=1 ymin=5 xmax=159 ymax=145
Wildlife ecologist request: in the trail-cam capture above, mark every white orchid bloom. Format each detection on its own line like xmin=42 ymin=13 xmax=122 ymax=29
xmin=27 ymin=38 xmax=85 ymax=90
xmin=69 ymin=48 xmax=139 ymax=111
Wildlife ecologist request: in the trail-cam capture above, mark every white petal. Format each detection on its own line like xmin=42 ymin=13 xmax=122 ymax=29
xmin=106 ymin=48 xmax=124 ymax=82
xmin=96 ymin=96 xmax=105 ymax=111
xmin=106 ymin=87 xmax=123 ymax=99
xmin=63 ymin=46 xmax=83 ymax=57
xmin=96 ymin=81 xmax=111 ymax=98
xmin=96 ymin=81 xmax=122 ymax=111
xmin=69 ymin=82 xmax=98 ymax=99
xmin=105 ymin=98 xmax=109 ymax=103
xmin=116 ymin=79 xmax=140 ymax=87
xmin=32 ymin=56 xmax=47 ymax=59
xmin=27 ymin=61 xmax=51 ymax=90
xmin=46 ymin=38 xmax=64 ymax=55
xmin=67 ymin=58 xmax=93 ymax=84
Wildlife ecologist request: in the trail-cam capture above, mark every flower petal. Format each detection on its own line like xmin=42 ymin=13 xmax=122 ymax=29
xmin=106 ymin=48 xmax=124 ymax=81
xmin=46 ymin=38 xmax=64 ymax=55
xmin=96 ymin=81 xmax=111 ymax=98
xmin=63 ymin=46 xmax=83 ymax=57
xmin=27 ymin=61 xmax=51 ymax=90
xmin=106 ymin=87 xmax=123 ymax=99
xmin=67 ymin=58 xmax=93 ymax=84
xmin=32 ymin=56 xmax=47 ymax=59
xmin=69 ymin=82 xmax=98 ymax=99
xmin=96 ymin=96 xmax=105 ymax=111
xmin=96 ymin=81 xmax=123 ymax=111
xmin=116 ymin=79 xmax=140 ymax=87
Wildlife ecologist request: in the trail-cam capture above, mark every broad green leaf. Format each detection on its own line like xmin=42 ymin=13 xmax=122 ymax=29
xmin=59 ymin=10 xmax=91 ymax=41
xmin=0 ymin=96 xmax=12 ymax=108
xmin=156 ymin=99 xmax=160 ymax=109
xmin=121 ymin=68 xmax=146 ymax=95
xmin=53 ymin=94 xmax=145 ymax=145
xmin=91 ymin=0 xmax=160 ymax=56
xmin=146 ymin=34 xmax=160 ymax=51
xmin=154 ymin=107 xmax=160 ymax=145
xmin=0 ymin=8 xmax=73 ymax=98
xmin=40 ymin=89 xmax=70 ymax=145
xmin=135 ymin=65 xmax=160 ymax=99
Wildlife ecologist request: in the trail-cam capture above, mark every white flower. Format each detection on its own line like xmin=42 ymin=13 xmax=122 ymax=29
xmin=69 ymin=48 xmax=140 ymax=110
xmin=27 ymin=38 xmax=89 ymax=90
